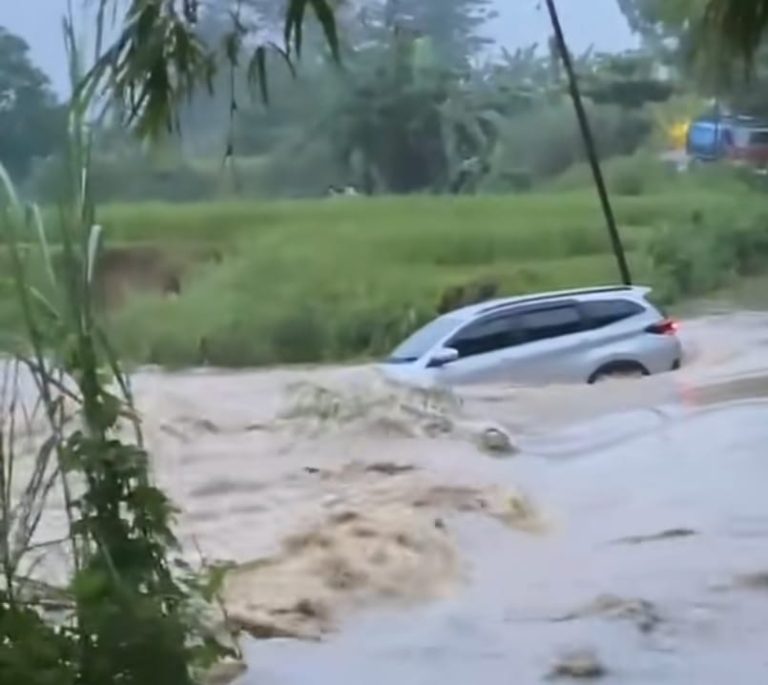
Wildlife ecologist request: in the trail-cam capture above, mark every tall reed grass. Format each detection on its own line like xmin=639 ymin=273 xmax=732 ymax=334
xmin=0 ymin=14 xmax=235 ymax=685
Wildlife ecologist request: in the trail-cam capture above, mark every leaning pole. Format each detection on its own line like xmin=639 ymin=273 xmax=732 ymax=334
xmin=544 ymin=0 xmax=633 ymax=286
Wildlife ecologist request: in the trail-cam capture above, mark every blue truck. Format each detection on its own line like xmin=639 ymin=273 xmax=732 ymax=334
xmin=687 ymin=114 xmax=768 ymax=168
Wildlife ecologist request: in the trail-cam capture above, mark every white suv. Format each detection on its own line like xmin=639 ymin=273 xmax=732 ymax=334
xmin=381 ymin=286 xmax=682 ymax=387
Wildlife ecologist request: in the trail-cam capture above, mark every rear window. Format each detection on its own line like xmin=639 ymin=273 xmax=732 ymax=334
xmin=519 ymin=305 xmax=583 ymax=343
xmin=750 ymin=129 xmax=768 ymax=145
xmin=581 ymin=299 xmax=644 ymax=329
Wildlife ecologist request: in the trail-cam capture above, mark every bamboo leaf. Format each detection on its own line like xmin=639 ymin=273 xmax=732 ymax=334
xmin=269 ymin=42 xmax=297 ymax=78
xmin=284 ymin=0 xmax=308 ymax=57
xmin=248 ymin=46 xmax=270 ymax=103
xmin=309 ymin=0 xmax=340 ymax=59
xmin=223 ymin=30 xmax=241 ymax=67
xmin=704 ymin=0 xmax=768 ymax=63
xmin=28 ymin=288 xmax=61 ymax=326
xmin=86 ymin=224 xmax=104 ymax=287
xmin=0 ymin=162 xmax=20 ymax=211
xmin=27 ymin=204 xmax=57 ymax=291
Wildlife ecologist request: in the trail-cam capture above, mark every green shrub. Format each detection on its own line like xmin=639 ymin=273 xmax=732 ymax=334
xmin=105 ymin=195 xmax=645 ymax=367
xmin=490 ymin=103 xmax=652 ymax=188
xmin=647 ymin=212 xmax=768 ymax=302
xmin=0 ymin=191 xmax=758 ymax=368
xmin=550 ymin=153 xmax=675 ymax=196
xmin=27 ymin=152 xmax=274 ymax=204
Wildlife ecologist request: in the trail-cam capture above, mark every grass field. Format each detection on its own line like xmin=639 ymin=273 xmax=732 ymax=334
xmin=70 ymin=187 xmax=765 ymax=367
xmin=94 ymin=189 xmax=753 ymax=245
xmin=1 ymin=178 xmax=765 ymax=366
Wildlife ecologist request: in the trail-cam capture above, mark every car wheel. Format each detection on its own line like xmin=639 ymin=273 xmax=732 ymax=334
xmin=588 ymin=361 xmax=649 ymax=384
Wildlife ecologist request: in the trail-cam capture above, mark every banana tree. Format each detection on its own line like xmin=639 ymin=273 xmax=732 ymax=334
xmin=329 ymin=29 xmax=506 ymax=194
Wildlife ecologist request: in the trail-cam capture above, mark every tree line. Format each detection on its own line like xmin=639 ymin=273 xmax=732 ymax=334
xmin=0 ymin=1 xmax=679 ymax=201
xmin=7 ymin=1 xmax=768 ymax=202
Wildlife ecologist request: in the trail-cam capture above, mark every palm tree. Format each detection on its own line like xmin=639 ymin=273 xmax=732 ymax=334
xmin=704 ymin=0 xmax=768 ymax=62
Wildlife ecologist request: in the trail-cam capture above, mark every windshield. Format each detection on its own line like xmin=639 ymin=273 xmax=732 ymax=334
xmin=388 ymin=316 xmax=461 ymax=363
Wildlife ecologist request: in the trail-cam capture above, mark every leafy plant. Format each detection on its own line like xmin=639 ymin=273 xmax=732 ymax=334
xmin=0 ymin=10 xmax=239 ymax=685
xmin=86 ymin=0 xmax=340 ymax=139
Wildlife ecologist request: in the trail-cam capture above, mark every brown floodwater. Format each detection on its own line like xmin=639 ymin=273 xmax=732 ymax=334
xmin=11 ymin=312 xmax=768 ymax=683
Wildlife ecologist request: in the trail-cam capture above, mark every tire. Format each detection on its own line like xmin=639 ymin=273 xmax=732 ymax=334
xmin=588 ymin=361 xmax=649 ymax=385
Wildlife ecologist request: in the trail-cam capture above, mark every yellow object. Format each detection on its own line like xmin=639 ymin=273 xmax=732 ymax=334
xmin=667 ymin=120 xmax=690 ymax=150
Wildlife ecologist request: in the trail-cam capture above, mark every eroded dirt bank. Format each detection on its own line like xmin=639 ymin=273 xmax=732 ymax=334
xmin=15 ymin=311 xmax=768 ymax=683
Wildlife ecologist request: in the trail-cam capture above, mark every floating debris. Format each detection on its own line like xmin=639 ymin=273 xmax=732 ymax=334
xmin=554 ymin=594 xmax=663 ymax=634
xmin=548 ymin=648 xmax=607 ymax=680
xmin=611 ymin=528 xmax=697 ymax=546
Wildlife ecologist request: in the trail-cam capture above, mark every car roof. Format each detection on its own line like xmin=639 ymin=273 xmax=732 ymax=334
xmin=449 ymin=285 xmax=652 ymax=321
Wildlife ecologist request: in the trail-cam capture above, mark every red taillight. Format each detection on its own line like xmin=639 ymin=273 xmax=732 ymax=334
xmin=646 ymin=319 xmax=679 ymax=336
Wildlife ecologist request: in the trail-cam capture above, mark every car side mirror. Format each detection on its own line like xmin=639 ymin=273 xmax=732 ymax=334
xmin=428 ymin=347 xmax=459 ymax=368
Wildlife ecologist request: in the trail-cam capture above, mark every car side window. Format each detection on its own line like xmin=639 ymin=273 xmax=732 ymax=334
xmin=448 ymin=314 xmax=520 ymax=359
xmin=581 ymin=299 xmax=644 ymax=330
xmin=519 ymin=305 xmax=582 ymax=343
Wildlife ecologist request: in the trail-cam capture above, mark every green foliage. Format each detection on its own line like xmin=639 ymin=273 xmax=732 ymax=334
xmin=258 ymin=139 xmax=342 ymax=197
xmin=618 ymin=0 xmax=706 ymax=45
xmin=1 ymin=148 xmax=224 ymax=682
xmin=0 ymin=27 xmax=66 ymax=179
xmin=649 ymin=211 xmax=768 ymax=301
xmin=487 ymin=103 xmax=652 ymax=186
xmin=1 ymin=13 xmax=239 ymax=683
xmin=0 ymin=600 xmax=77 ymax=685
xmin=702 ymin=0 xmax=768 ymax=62
xmin=72 ymin=0 xmax=681 ymax=199
xmin=369 ymin=0 xmax=497 ymax=66
xmin=27 ymin=152 xmax=267 ymax=204
xmin=92 ymin=188 xmax=766 ymax=367
xmin=550 ymin=153 xmax=673 ymax=195
xmin=85 ymin=0 xmax=519 ymax=197
xmin=315 ymin=36 xmax=659 ymax=195
xmin=580 ymin=51 xmax=675 ymax=108
xmin=619 ymin=0 xmax=768 ymax=115
xmin=550 ymin=151 xmax=766 ymax=198
xmin=88 ymin=0 xmax=339 ymax=139
xmin=330 ymin=31 xmax=447 ymax=193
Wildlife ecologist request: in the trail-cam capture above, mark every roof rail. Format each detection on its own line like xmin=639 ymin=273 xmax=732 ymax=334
xmin=478 ymin=285 xmax=638 ymax=315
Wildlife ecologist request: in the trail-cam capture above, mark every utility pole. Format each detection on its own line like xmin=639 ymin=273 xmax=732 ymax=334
xmin=544 ymin=0 xmax=633 ymax=286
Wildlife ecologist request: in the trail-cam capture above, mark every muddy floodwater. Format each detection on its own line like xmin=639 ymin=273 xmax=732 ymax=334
xmin=17 ymin=312 xmax=768 ymax=683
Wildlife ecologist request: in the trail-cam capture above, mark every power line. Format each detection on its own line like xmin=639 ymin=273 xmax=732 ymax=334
xmin=544 ymin=0 xmax=633 ymax=286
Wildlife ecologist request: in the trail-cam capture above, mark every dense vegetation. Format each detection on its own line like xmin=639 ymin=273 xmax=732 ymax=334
xmin=4 ymin=1 xmax=768 ymax=369
xmin=16 ymin=1 xmax=768 ymax=204
xmin=6 ymin=157 xmax=768 ymax=367
xmin=23 ymin=0 xmax=680 ymax=202
xmin=0 ymin=15 xmax=235 ymax=685
xmin=93 ymin=169 xmax=768 ymax=366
